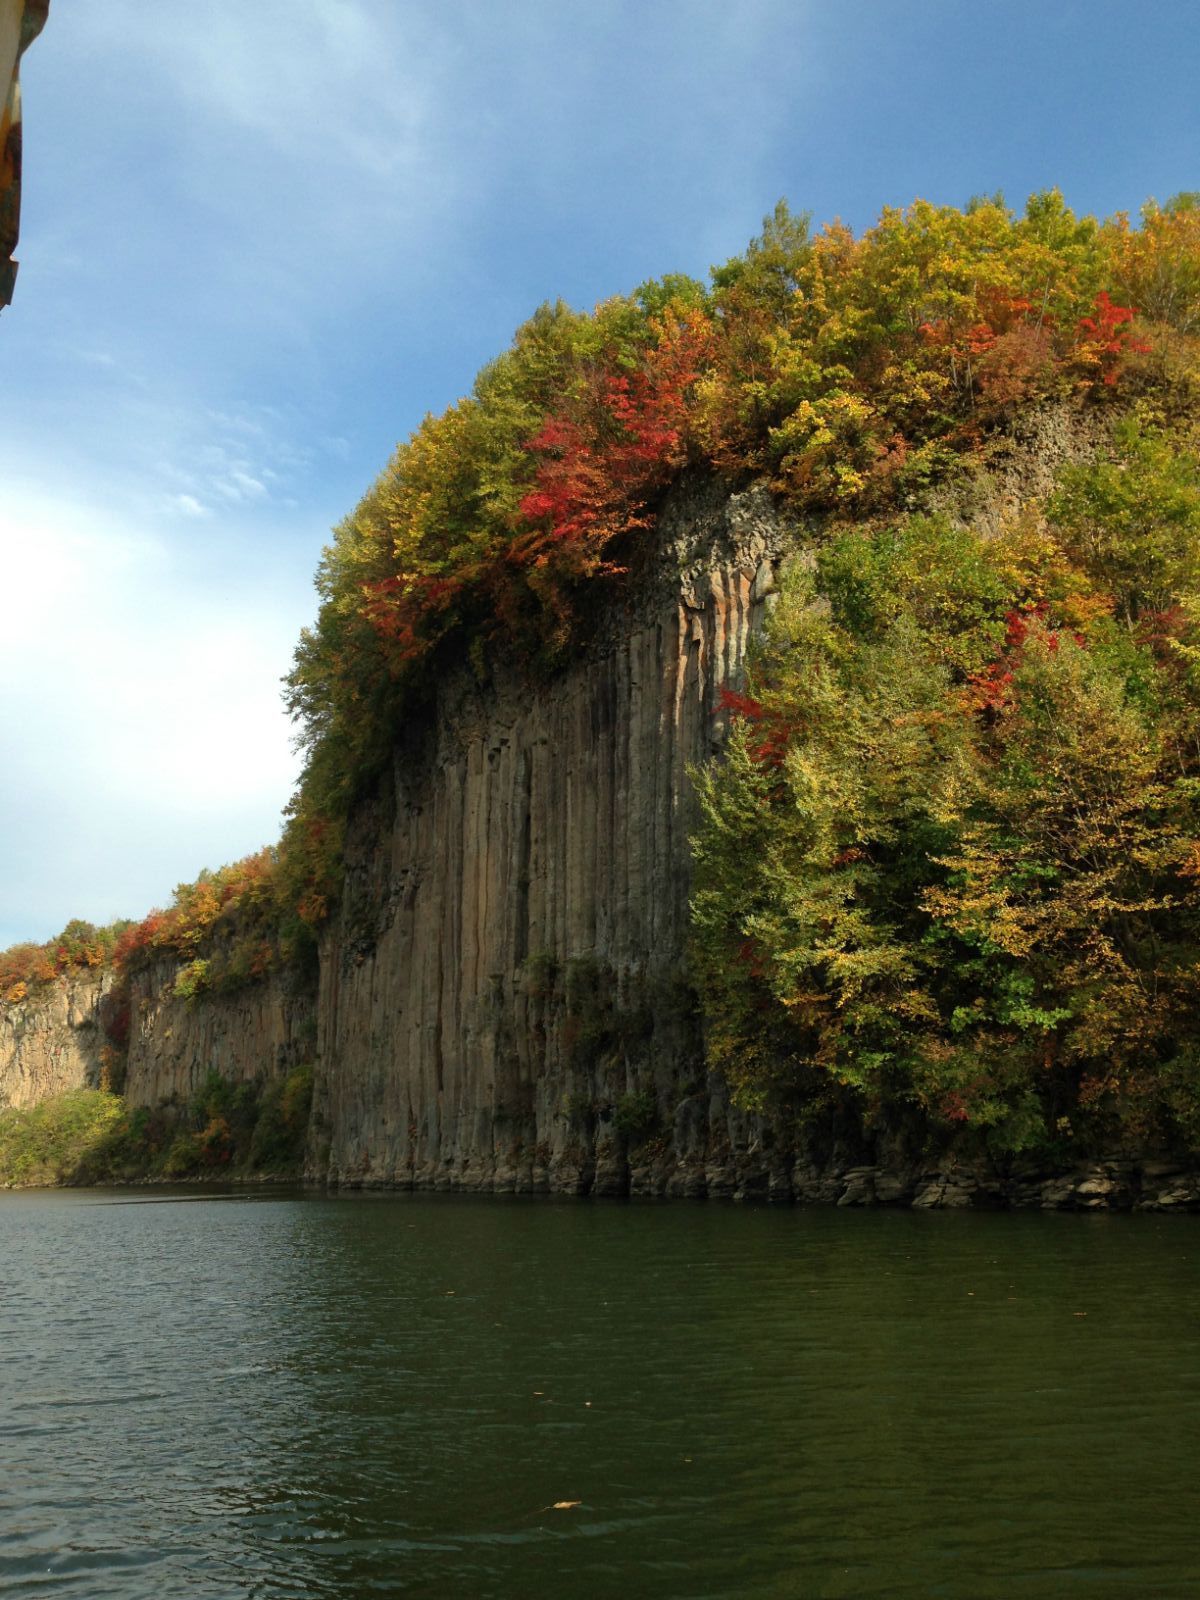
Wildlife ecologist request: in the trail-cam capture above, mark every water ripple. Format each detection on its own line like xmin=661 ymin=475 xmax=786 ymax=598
xmin=2 ymin=1191 xmax=1199 ymax=1597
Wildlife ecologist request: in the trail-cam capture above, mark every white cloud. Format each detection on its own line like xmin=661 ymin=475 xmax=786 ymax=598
xmin=0 ymin=485 xmax=310 ymax=942
xmin=214 ymin=468 xmax=268 ymax=503
xmin=167 ymin=493 xmax=208 ymax=518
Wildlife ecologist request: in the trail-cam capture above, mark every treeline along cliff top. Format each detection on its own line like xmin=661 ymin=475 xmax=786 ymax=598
xmin=6 ymin=189 xmax=1200 ymax=1179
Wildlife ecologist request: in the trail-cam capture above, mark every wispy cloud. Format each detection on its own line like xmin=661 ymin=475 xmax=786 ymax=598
xmin=124 ymin=0 xmax=436 ymax=175
xmin=166 ymin=493 xmax=208 ymax=519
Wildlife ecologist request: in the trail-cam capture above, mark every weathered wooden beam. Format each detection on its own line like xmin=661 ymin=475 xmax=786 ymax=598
xmin=1 ymin=0 xmax=49 ymax=311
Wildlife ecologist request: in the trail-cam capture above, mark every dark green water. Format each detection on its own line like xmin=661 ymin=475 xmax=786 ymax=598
xmin=2 ymin=1191 xmax=1199 ymax=1598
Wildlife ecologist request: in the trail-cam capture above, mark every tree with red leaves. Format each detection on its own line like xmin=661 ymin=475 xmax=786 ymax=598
xmin=515 ymin=308 xmax=715 ymax=584
xmin=1074 ymin=291 xmax=1151 ymax=386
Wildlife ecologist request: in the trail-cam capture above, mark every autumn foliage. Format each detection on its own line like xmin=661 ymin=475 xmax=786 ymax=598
xmin=8 ymin=189 xmax=1200 ymax=1140
xmin=1 ymin=848 xmax=303 ymax=1020
xmin=692 ymin=417 xmax=1200 ymax=1154
xmin=516 ymin=310 xmax=713 ymax=552
xmin=287 ymin=190 xmax=1200 ymax=878
xmin=1 ymin=921 xmax=124 ymax=1006
xmin=108 ymin=847 xmax=305 ymax=1001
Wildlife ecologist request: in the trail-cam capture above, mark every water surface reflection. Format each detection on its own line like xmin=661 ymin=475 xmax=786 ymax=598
xmin=2 ymin=1190 xmax=1198 ymax=1597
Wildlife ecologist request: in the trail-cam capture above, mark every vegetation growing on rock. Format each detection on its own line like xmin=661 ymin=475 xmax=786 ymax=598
xmin=0 ymin=919 xmax=127 ymax=1006
xmin=691 ymin=414 xmax=1200 ymax=1154
xmin=5 ymin=187 xmax=1200 ymax=1178
xmin=279 ymin=190 xmax=1199 ymax=928
xmin=0 ymin=1067 xmax=314 ymax=1188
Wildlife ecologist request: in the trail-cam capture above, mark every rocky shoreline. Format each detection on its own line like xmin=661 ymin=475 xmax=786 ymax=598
xmin=321 ymin=1145 xmax=1200 ymax=1212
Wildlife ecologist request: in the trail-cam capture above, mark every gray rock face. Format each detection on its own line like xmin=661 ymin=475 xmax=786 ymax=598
xmin=0 ymin=972 xmax=109 ymax=1108
xmin=309 ymin=480 xmax=792 ymax=1191
xmin=124 ymin=962 xmax=315 ymax=1110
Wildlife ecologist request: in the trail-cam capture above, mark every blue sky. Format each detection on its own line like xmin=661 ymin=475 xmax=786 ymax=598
xmin=2 ymin=0 xmax=1197 ymax=947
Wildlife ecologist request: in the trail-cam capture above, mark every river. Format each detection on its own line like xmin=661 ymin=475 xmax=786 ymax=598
xmin=2 ymin=1189 xmax=1198 ymax=1597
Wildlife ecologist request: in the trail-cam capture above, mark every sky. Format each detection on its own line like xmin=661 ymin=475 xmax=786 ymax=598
xmin=1 ymin=0 xmax=1198 ymax=948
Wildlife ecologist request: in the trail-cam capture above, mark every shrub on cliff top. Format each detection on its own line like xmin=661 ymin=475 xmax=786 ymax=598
xmin=0 ymin=920 xmax=129 ymax=1007
xmin=111 ymin=847 xmax=293 ymax=996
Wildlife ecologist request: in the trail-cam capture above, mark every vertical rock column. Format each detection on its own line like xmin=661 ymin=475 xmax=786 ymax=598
xmin=313 ymin=484 xmax=787 ymax=1190
xmin=123 ymin=967 xmax=315 ymax=1109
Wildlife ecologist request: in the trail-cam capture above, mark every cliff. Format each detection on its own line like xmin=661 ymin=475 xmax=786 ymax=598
xmin=7 ymin=188 xmax=1200 ymax=1204
xmin=310 ymin=477 xmax=788 ymax=1195
xmin=297 ymin=457 xmax=1200 ymax=1211
xmin=124 ymin=961 xmax=315 ymax=1111
xmin=0 ymin=969 xmax=109 ymax=1108
xmin=9 ymin=435 xmax=1200 ymax=1208
xmin=90 ymin=475 xmax=789 ymax=1190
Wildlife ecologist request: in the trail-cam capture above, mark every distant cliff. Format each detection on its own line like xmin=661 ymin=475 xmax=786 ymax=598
xmin=123 ymin=959 xmax=314 ymax=1111
xmin=0 ymin=969 xmax=108 ymax=1109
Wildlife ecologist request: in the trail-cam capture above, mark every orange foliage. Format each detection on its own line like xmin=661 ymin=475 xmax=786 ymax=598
xmin=0 ymin=922 xmax=119 ymax=1006
xmin=517 ymin=308 xmax=713 ymax=556
xmin=1073 ymin=292 xmax=1151 ymax=387
xmin=112 ymin=849 xmax=279 ymax=975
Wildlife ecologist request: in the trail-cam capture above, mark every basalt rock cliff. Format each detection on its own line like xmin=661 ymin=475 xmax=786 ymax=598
xmin=0 ymin=969 xmax=109 ymax=1109
xmin=10 ymin=443 xmax=1200 ymax=1209
xmin=123 ymin=960 xmax=315 ymax=1113
xmin=309 ymin=477 xmax=786 ymax=1196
